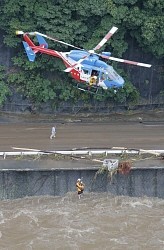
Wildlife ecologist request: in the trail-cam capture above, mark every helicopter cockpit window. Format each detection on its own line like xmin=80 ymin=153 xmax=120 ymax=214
xmin=106 ymin=66 xmax=120 ymax=81
xmin=83 ymin=69 xmax=90 ymax=75
xmin=91 ymin=70 xmax=98 ymax=76
xmin=101 ymin=72 xmax=107 ymax=80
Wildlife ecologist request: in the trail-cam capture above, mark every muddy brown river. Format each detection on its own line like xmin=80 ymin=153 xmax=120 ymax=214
xmin=0 ymin=194 xmax=164 ymax=250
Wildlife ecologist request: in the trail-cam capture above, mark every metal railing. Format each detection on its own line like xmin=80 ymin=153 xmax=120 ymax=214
xmin=0 ymin=149 xmax=163 ymax=159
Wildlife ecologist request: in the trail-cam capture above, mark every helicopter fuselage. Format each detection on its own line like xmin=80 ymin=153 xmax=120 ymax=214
xmin=21 ymin=33 xmax=124 ymax=90
xmin=64 ymin=50 xmax=124 ymax=89
xmin=21 ymin=33 xmax=126 ymax=90
xmin=17 ymin=26 xmax=151 ymax=93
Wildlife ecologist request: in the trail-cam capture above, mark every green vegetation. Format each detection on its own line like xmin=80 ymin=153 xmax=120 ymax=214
xmin=0 ymin=0 xmax=163 ymax=107
xmin=0 ymin=66 xmax=10 ymax=106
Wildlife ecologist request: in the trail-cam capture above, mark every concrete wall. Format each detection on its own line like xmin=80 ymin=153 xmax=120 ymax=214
xmin=0 ymin=168 xmax=163 ymax=200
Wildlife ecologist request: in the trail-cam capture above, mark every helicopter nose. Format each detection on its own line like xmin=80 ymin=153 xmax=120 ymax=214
xmin=100 ymin=79 xmax=124 ymax=89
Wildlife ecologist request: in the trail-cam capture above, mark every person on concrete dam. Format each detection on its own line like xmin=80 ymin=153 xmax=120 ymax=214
xmin=76 ymin=178 xmax=85 ymax=199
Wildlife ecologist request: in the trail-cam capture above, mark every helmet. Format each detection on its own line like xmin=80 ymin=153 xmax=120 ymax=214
xmin=77 ymin=178 xmax=81 ymax=182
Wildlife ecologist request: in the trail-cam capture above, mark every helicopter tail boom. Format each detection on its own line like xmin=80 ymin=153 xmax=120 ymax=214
xmin=16 ymin=31 xmax=64 ymax=62
xmin=22 ymin=33 xmax=48 ymax=62
xmin=16 ymin=31 xmax=39 ymax=62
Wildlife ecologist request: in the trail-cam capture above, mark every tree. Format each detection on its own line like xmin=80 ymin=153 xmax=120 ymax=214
xmin=0 ymin=0 xmax=163 ymax=107
xmin=0 ymin=66 xmax=10 ymax=106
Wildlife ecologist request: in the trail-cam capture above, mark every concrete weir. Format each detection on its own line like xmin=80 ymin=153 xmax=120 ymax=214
xmin=0 ymin=155 xmax=163 ymax=200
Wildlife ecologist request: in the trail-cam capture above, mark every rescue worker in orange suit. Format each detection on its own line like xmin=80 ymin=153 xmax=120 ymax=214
xmin=89 ymin=71 xmax=98 ymax=86
xmin=89 ymin=75 xmax=97 ymax=86
xmin=76 ymin=179 xmax=85 ymax=199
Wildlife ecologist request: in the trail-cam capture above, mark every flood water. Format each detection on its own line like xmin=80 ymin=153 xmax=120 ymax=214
xmin=0 ymin=193 xmax=164 ymax=250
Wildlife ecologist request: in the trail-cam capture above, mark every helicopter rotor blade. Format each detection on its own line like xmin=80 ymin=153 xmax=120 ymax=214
xmin=93 ymin=26 xmax=118 ymax=51
xmin=34 ymin=32 xmax=84 ymax=51
xmin=64 ymin=54 xmax=89 ymax=72
xmin=100 ymin=54 xmax=152 ymax=68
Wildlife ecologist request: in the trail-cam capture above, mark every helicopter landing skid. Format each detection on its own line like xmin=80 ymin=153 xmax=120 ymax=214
xmin=74 ymin=84 xmax=104 ymax=96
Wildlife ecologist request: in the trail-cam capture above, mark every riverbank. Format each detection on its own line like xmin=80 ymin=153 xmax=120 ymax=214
xmin=0 ymin=109 xmax=163 ymax=200
xmin=1 ymin=108 xmax=164 ymax=152
xmin=1 ymin=108 xmax=164 ymax=123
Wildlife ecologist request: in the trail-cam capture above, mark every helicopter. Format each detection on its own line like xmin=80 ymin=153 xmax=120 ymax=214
xmin=16 ymin=26 xmax=151 ymax=93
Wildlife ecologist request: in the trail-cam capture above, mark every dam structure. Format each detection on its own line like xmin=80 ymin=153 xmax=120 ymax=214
xmin=0 ymin=149 xmax=163 ymax=200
